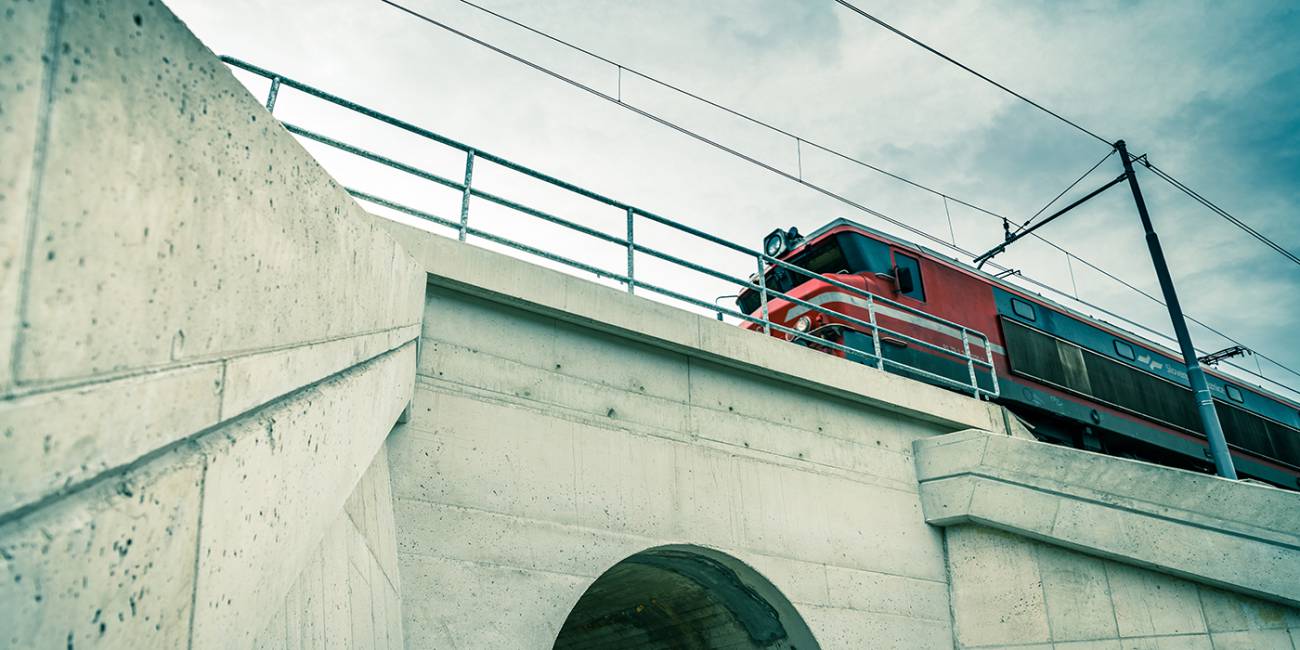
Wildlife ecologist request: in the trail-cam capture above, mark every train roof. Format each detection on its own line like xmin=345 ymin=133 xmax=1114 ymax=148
xmin=798 ymin=217 xmax=1300 ymax=407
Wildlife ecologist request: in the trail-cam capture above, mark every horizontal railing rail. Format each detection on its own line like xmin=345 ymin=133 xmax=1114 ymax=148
xmin=221 ymin=55 xmax=999 ymax=399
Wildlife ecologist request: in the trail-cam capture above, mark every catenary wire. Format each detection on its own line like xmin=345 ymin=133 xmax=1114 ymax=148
xmin=450 ymin=0 xmax=1016 ymax=226
xmin=831 ymin=0 xmax=1112 ymax=146
xmin=444 ymin=0 xmax=1192 ymax=316
xmin=1139 ymin=159 xmax=1300 ymax=266
xmin=372 ymin=0 xmax=1300 ymax=392
xmin=834 ymin=0 xmax=1300 ymax=268
xmin=448 ymin=0 xmax=1289 ymax=315
xmin=1016 ymin=149 xmax=1114 ymax=234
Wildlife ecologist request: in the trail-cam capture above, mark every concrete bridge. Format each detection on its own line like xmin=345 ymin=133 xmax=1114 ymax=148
xmin=2 ymin=2 xmax=1299 ymax=649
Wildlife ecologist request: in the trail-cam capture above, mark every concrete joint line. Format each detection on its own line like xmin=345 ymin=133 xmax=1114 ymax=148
xmin=425 ymin=276 xmax=988 ymax=432
xmin=185 ymin=453 xmax=210 ymax=650
xmin=0 ymin=342 xmax=414 ymax=529
xmin=921 ymin=471 xmax=1298 ymax=550
xmin=2 ymin=321 xmax=419 ymax=401
xmin=9 ymin=0 xmax=65 ymax=387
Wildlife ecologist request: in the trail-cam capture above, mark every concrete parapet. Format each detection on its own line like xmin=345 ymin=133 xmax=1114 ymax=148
xmin=915 ymin=429 xmax=1300 ymax=608
xmin=380 ymin=219 xmax=1010 ymax=437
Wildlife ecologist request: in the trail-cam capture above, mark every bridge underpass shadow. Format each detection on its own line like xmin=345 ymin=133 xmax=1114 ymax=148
xmin=552 ymin=545 xmax=820 ymax=650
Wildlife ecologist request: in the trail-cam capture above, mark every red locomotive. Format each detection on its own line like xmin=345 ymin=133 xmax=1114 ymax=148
xmin=737 ymin=218 xmax=1300 ymax=488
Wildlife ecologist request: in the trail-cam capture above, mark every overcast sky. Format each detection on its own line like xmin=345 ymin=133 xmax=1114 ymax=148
xmin=167 ymin=0 xmax=1299 ymax=395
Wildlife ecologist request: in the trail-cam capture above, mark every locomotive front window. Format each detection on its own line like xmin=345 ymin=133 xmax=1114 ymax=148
xmin=736 ymin=236 xmax=848 ymax=314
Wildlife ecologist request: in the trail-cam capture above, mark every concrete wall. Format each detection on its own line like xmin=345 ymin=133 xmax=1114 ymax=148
xmin=381 ymin=221 xmax=1022 ymax=649
xmin=915 ymin=430 xmax=1300 ymax=608
xmin=251 ymin=442 xmax=404 ymax=650
xmin=947 ymin=525 xmax=1300 ymax=649
xmin=918 ymin=430 xmax=1300 ymax=649
xmin=0 ymin=1 xmax=424 ymax=648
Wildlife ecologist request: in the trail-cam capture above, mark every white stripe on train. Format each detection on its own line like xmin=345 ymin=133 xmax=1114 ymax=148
xmin=782 ymin=291 xmax=1007 ymax=356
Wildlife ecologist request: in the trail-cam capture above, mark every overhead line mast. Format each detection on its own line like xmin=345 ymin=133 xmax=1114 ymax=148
xmin=977 ymin=142 xmax=1239 ymax=479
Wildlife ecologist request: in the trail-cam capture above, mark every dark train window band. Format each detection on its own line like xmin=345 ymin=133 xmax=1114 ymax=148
xmin=1001 ymin=317 xmax=1299 ymax=468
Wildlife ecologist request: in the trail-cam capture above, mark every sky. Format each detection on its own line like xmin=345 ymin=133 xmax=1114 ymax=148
xmin=167 ymin=0 xmax=1300 ymax=396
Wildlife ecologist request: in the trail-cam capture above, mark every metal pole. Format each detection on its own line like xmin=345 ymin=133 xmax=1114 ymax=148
xmin=1116 ymin=140 xmax=1237 ymax=480
xmin=961 ymin=330 xmax=978 ymax=397
xmin=756 ymin=258 xmax=771 ymax=335
xmin=459 ymin=150 xmax=475 ymax=242
xmin=265 ymin=77 xmax=281 ymax=112
xmin=867 ymin=294 xmax=883 ymax=369
xmin=626 ymin=208 xmax=635 ymax=294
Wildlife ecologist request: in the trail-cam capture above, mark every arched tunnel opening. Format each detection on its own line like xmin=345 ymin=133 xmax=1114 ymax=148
xmin=553 ymin=545 xmax=820 ymax=650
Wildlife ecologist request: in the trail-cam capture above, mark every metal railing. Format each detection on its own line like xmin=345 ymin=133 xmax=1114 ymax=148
xmin=221 ymin=56 xmax=999 ymax=399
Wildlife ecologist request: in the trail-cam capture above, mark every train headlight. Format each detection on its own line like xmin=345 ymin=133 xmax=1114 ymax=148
xmin=794 ymin=316 xmax=812 ymax=332
xmin=763 ymin=230 xmax=786 ymax=257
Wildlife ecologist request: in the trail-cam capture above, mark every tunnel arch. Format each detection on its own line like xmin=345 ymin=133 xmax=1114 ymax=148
xmin=552 ymin=545 xmax=820 ymax=650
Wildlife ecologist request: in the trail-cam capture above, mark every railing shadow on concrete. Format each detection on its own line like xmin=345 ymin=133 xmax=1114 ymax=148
xmin=220 ymin=56 xmax=1000 ymax=400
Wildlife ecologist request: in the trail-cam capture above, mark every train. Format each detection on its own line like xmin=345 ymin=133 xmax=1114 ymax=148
xmin=735 ymin=218 xmax=1300 ymax=488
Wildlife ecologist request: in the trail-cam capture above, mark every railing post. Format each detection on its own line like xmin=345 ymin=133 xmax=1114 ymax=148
xmin=459 ymin=150 xmax=475 ymax=242
xmin=867 ymin=294 xmax=883 ymax=369
xmin=265 ymin=76 xmax=281 ymax=112
xmin=985 ymin=335 xmax=1000 ymax=397
xmin=626 ymin=207 xmax=635 ymax=294
xmin=961 ymin=330 xmax=978 ymax=397
xmin=756 ymin=257 xmax=771 ymax=335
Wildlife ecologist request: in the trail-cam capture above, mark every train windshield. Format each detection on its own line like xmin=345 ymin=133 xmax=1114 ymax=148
xmin=736 ymin=232 xmax=891 ymax=314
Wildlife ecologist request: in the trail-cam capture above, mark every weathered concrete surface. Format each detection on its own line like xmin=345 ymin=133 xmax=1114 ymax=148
xmin=0 ymin=0 xmax=425 ymax=520
xmin=0 ymin=343 xmax=414 ymax=649
xmin=915 ymin=429 xmax=1300 ymax=608
xmin=945 ymin=525 xmax=1300 ymax=649
xmin=190 ymin=344 xmax=413 ymax=649
xmin=0 ymin=444 xmax=205 ymax=649
xmin=12 ymin=0 xmax=422 ymax=385
xmin=0 ymin=0 xmax=425 ymax=648
xmin=251 ymin=441 xmax=404 ymax=650
xmin=383 ymin=225 xmax=1016 ymax=648
xmin=0 ymin=0 xmax=55 ymax=393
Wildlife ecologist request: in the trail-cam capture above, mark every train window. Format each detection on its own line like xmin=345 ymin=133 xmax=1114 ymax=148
xmin=1010 ymin=298 xmax=1036 ymax=321
xmin=892 ymin=252 xmax=925 ymax=301
xmin=1225 ymin=384 xmax=1244 ymax=403
xmin=1114 ymin=340 xmax=1136 ymax=361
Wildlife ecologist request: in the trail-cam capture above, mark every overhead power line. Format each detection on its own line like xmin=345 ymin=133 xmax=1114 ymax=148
xmin=450 ymin=0 xmax=1015 ymax=226
xmin=371 ymin=0 xmax=1300 ymax=393
xmin=374 ymin=0 xmax=980 ymax=256
xmin=831 ymin=0 xmax=1112 ymax=146
xmin=833 ymin=0 xmax=1300 ymax=269
xmin=1138 ymin=159 xmax=1300 ymax=266
xmin=1017 ymin=149 xmax=1114 ymax=235
xmin=446 ymin=0 xmax=1168 ymax=307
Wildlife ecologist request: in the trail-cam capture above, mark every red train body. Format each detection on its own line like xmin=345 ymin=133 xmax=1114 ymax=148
xmin=737 ymin=219 xmax=1300 ymax=488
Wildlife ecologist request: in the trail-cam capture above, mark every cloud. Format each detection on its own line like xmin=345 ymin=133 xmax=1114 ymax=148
xmin=167 ymin=0 xmax=1300 ymax=389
